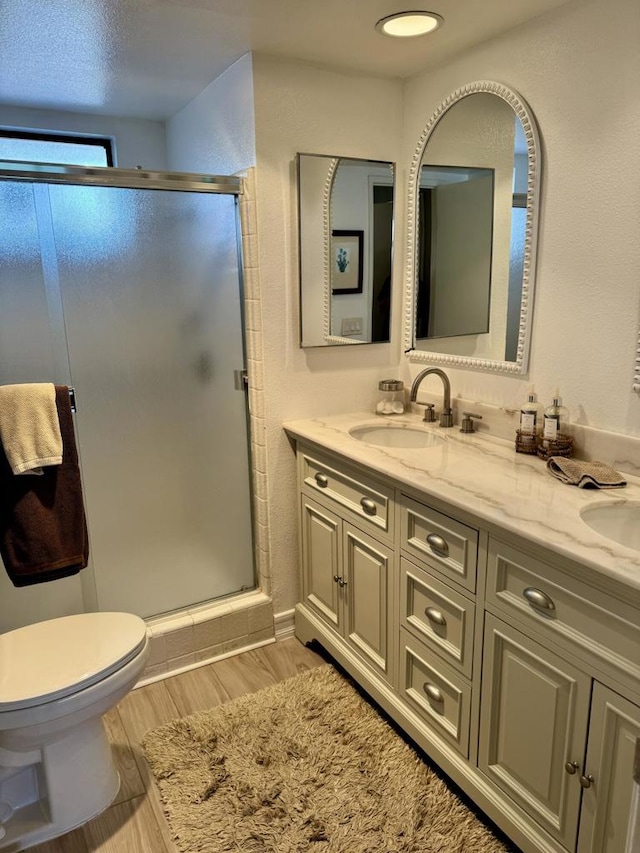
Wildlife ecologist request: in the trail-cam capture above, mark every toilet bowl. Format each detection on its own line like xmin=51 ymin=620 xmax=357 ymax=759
xmin=0 ymin=612 xmax=149 ymax=851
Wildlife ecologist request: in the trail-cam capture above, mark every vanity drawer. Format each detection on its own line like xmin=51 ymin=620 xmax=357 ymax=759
xmin=399 ymin=627 xmax=471 ymax=757
xmin=486 ymin=538 xmax=640 ymax=683
xmin=400 ymin=557 xmax=475 ymax=678
xmin=400 ymin=495 xmax=478 ymax=592
xmin=300 ymin=449 xmax=394 ymax=539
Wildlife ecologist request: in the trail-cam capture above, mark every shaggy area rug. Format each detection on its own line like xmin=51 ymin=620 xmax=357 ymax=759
xmin=142 ymin=665 xmax=513 ymax=853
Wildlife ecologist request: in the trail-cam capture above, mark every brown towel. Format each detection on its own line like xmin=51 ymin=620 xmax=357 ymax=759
xmin=0 ymin=385 xmax=89 ymax=587
xmin=547 ymin=457 xmax=627 ymax=489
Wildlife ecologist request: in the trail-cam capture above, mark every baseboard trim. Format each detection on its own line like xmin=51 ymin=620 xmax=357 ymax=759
xmin=274 ymin=608 xmax=296 ymax=639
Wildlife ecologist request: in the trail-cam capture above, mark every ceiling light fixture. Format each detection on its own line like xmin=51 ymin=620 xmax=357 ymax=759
xmin=375 ymin=11 xmax=443 ymax=38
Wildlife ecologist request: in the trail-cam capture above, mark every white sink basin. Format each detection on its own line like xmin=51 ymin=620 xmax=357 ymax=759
xmin=579 ymin=501 xmax=640 ymax=552
xmin=349 ymin=424 xmax=444 ymax=449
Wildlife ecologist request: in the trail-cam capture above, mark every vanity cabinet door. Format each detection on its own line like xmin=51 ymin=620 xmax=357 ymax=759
xmin=479 ymin=614 xmax=591 ymax=851
xmin=342 ymin=522 xmax=394 ymax=682
xmin=300 ymin=495 xmax=341 ymax=630
xmin=577 ymin=684 xmax=640 ymax=853
xmin=300 ymin=493 xmax=394 ymax=683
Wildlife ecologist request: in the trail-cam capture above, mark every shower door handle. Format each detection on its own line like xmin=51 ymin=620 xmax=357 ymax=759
xmin=234 ymin=369 xmax=248 ymax=390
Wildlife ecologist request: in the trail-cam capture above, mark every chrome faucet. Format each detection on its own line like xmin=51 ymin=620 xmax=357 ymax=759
xmin=410 ymin=368 xmax=454 ymax=427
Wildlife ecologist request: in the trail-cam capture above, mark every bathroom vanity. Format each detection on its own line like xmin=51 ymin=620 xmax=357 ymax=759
xmin=284 ymin=412 xmax=640 ymax=853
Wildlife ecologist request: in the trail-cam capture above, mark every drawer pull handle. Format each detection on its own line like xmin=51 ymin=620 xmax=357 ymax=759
xmin=426 ymin=533 xmax=449 ymax=557
xmin=314 ymin=473 xmax=329 ymax=488
xmin=423 ymin=683 xmax=444 ymax=704
xmin=425 ymin=607 xmax=447 ymax=627
xmin=579 ymin=774 xmax=594 ymax=789
xmin=523 ymin=587 xmax=556 ymax=613
xmin=360 ymin=498 xmax=377 ymax=516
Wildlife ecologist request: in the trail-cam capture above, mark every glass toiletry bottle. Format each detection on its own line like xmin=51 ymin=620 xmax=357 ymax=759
xmin=543 ymin=394 xmax=569 ymax=445
xmin=376 ymin=379 xmax=405 ymax=415
xmin=520 ymin=392 xmax=542 ymax=436
xmin=516 ymin=390 xmax=542 ymax=453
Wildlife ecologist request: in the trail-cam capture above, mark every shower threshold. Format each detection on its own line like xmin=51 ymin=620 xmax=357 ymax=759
xmin=138 ymin=589 xmax=274 ymax=685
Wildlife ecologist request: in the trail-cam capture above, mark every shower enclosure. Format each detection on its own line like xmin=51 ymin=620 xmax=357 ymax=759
xmin=0 ymin=163 xmax=255 ymax=632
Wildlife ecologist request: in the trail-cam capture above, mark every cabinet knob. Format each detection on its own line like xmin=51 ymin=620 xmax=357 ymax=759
xmin=523 ymin=586 xmax=556 ymax=613
xmin=423 ymin=683 xmax=444 ymax=704
xmin=426 ymin=533 xmax=449 ymax=557
xmin=338 ymin=578 xmax=348 ymax=588
xmin=564 ymin=761 xmax=579 ymax=775
xmin=360 ymin=497 xmax=377 ymax=516
xmin=333 ymin=575 xmax=340 ymax=584
xmin=425 ymin=607 xmax=447 ymax=627
xmin=579 ymin=774 xmax=595 ymax=789
xmin=314 ymin=473 xmax=329 ymax=488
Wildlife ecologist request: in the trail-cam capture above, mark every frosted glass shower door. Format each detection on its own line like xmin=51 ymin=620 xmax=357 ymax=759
xmin=48 ymin=185 xmax=255 ymax=617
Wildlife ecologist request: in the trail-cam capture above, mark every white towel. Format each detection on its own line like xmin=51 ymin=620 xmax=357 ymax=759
xmin=0 ymin=383 xmax=63 ymax=475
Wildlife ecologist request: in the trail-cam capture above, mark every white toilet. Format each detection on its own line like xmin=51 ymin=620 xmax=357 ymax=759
xmin=0 ymin=612 xmax=149 ymax=851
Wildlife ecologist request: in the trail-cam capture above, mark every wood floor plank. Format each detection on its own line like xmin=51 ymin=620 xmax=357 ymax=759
xmin=81 ymin=796 xmax=170 ymax=853
xmin=164 ymin=661 xmax=232 ymax=717
xmin=258 ymin=637 xmax=327 ymax=681
xmin=28 ymin=827 xmax=88 ymax=853
xmin=102 ymin=708 xmax=146 ymax=805
xmin=203 ymin=647 xmax=279 ymax=700
xmin=115 ymin=680 xmax=182 ymax=853
xmin=116 ymin=680 xmax=180 ymax=747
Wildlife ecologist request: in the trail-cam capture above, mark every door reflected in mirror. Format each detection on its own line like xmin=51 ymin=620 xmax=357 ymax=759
xmin=417 ymin=165 xmax=494 ymax=340
xmin=298 ymin=154 xmax=394 ymax=347
xmin=405 ymin=82 xmax=540 ymax=374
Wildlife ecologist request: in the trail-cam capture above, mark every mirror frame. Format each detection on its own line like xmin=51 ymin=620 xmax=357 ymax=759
xmin=403 ymin=80 xmax=541 ymax=374
xmin=322 ymin=157 xmax=359 ymax=345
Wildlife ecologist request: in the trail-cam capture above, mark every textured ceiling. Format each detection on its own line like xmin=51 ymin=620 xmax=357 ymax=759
xmin=0 ymin=0 xmax=571 ymax=120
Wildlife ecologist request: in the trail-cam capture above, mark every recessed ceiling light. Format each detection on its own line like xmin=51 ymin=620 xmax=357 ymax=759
xmin=375 ymin=11 xmax=443 ymax=38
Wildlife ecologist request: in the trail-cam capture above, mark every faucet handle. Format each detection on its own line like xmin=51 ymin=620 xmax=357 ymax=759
xmin=460 ymin=411 xmax=483 ymax=433
xmin=422 ymin=403 xmax=436 ymax=423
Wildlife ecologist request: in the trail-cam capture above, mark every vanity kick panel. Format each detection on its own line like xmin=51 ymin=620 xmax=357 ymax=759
xmin=300 ymin=450 xmax=394 ymax=539
xmin=486 ymin=538 xmax=640 ymax=685
xmin=399 ymin=627 xmax=471 ymax=757
xmin=400 ymin=495 xmax=478 ymax=592
xmin=400 ymin=557 xmax=475 ymax=678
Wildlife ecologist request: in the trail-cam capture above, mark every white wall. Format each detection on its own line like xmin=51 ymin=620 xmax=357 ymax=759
xmin=402 ymin=0 xmax=640 ymax=435
xmin=0 ymin=106 xmax=167 ymax=169
xmin=166 ymin=53 xmax=256 ymax=174
xmin=251 ymin=54 xmax=404 ymax=613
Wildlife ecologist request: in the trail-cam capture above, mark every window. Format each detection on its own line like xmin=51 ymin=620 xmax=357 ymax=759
xmin=0 ymin=130 xmax=113 ymax=167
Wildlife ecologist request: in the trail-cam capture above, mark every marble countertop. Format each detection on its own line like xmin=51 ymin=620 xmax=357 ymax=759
xmin=284 ymin=411 xmax=640 ymax=595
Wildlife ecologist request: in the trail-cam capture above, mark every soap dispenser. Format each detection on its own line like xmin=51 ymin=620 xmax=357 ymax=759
xmin=515 ymin=389 xmax=542 ymax=454
xmin=543 ymin=393 xmax=569 ymax=443
xmin=538 ymin=392 xmax=573 ymax=459
xmin=520 ymin=391 xmax=542 ymax=436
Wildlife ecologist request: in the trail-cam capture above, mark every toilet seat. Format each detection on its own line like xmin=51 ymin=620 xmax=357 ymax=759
xmin=0 ymin=612 xmax=148 ymax=712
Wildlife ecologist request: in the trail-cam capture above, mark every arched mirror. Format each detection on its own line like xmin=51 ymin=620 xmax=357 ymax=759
xmin=404 ymin=81 xmax=541 ymax=373
xmin=298 ymin=154 xmax=394 ymax=347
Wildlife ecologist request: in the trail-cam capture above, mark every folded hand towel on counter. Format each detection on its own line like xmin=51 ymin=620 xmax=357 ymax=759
xmin=0 ymin=382 xmax=62 ymax=475
xmin=0 ymin=385 xmax=89 ymax=587
xmin=547 ymin=457 xmax=627 ymax=489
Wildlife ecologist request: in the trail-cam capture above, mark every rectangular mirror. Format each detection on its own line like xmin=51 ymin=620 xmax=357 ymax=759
xmin=297 ymin=154 xmax=394 ymax=347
